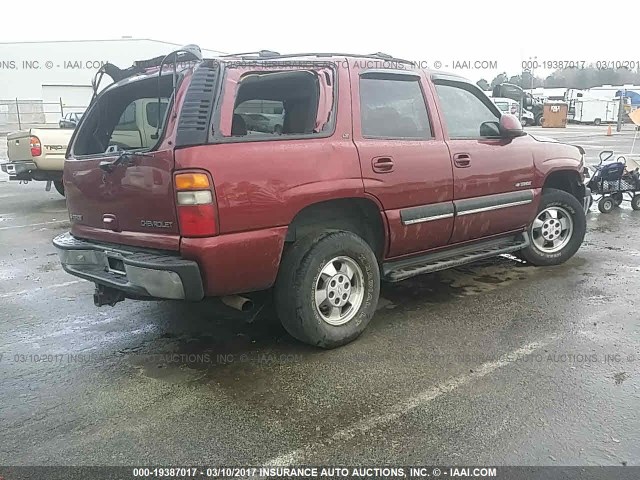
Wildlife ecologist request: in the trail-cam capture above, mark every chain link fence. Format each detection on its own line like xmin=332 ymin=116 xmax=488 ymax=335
xmin=0 ymin=99 xmax=87 ymax=133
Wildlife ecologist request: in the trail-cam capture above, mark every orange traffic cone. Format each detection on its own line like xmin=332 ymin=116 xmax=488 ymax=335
xmin=606 ymin=125 xmax=612 ymax=136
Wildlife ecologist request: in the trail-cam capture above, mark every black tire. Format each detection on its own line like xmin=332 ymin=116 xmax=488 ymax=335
xmin=612 ymin=192 xmax=623 ymax=206
xmin=588 ymin=195 xmax=594 ymax=209
xmin=273 ymin=124 xmax=283 ymax=134
xmin=632 ymin=194 xmax=640 ymax=211
xmin=53 ymin=180 xmax=65 ymax=197
xmin=594 ymin=118 xmax=601 ymax=126
xmin=536 ymin=115 xmax=543 ymax=126
xmin=519 ymin=188 xmax=586 ymax=266
xmin=598 ymin=196 xmax=614 ymax=213
xmin=274 ymin=230 xmax=380 ymax=349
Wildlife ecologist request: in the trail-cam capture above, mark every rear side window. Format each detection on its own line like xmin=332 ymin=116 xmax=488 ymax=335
xmin=435 ymin=82 xmax=501 ymax=139
xmin=227 ymin=68 xmax=334 ymax=139
xmin=359 ymin=75 xmax=431 ymax=139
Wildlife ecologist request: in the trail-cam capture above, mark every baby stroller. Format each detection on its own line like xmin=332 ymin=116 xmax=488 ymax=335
xmin=586 ymin=150 xmax=640 ymax=213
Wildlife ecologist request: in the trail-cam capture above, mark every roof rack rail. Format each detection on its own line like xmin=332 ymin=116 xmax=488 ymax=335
xmin=216 ymin=52 xmax=415 ymax=65
xmin=220 ymin=50 xmax=281 ymax=58
xmin=369 ymin=52 xmax=394 ymax=59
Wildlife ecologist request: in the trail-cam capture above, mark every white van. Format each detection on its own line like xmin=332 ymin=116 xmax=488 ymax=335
xmin=491 ymin=97 xmax=535 ymax=126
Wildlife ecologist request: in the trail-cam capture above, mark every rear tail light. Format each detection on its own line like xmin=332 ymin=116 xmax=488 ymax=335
xmin=174 ymin=172 xmax=217 ymax=237
xmin=30 ymin=136 xmax=42 ymax=157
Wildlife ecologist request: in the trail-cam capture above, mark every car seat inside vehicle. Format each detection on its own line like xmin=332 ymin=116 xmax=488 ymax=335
xmin=232 ymin=70 xmax=328 ymax=137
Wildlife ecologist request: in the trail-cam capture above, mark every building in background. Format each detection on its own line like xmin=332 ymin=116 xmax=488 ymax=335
xmin=0 ymin=38 xmax=225 ymax=129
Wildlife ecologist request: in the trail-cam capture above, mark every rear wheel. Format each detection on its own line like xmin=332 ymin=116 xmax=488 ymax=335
xmin=598 ymin=196 xmax=614 ymax=213
xmin=274 ymin=230 xmax=380 ymax=348
xmin=519 ymin=189 xmax=586 ymax=266
xmin=594 ymin=118 xmax=602 ymax=126
xmin=632 ymin=194 xmax=640 ymax=211
xmin=53 ymin=180 xmax=65 ymax=197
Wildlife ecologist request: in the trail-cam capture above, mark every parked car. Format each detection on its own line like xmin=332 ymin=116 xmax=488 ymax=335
xmin=2 ymin=99 xmax=169 ymax=196
xmin=492 ymin=97 xmax=535 ymax=126
xmin=59 ymin=112 xmax=83 ymax=129
xmin=53 ymin=49 xmax=589 ymax=348
xmin=240 ymin=113 xmax=284 ymax=134
xmin=493 ymin=83 xmax=544 ymax=126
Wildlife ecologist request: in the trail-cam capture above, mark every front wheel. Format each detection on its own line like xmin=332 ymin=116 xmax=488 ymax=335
xmin=598 ymin=196 xmax=614 ymax=213
xmin=53 ymin=180 xmax=65 ymax=197
xmin=275 ymin=231 xmax=380 ymax=348
xmin=519 ymin=189 xmax=586 ymax=266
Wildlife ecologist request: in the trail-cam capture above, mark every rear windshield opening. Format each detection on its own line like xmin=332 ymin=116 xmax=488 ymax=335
xmin=231 ymin=69 xmax=333 ymax=137
xmin=72 ymin=75 xmax=174 ymax=156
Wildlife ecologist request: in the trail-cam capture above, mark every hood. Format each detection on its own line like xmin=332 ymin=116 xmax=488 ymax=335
xmin=529 ymin=133 xmax=585 ymax=157
xmin=529 ymin=133 xmax=559 ymax=143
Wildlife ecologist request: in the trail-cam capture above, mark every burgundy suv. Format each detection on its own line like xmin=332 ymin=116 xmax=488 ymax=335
xmin=54 ymin=48 xmax=590 ymax=348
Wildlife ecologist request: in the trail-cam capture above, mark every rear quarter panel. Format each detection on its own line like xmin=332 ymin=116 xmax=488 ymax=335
xmin=175 ymin=60 xmax=372 ymax=295
xmin=175 ymin=60 xmax=363 ymax=235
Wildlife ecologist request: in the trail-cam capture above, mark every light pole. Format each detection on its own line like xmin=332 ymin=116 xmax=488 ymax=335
xmin=530 ymin=56 xmax=537 ymax=92
xmin=617 ymin=89 xmax=625 ymax=132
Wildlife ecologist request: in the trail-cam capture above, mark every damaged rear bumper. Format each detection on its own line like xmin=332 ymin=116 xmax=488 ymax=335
xmin=53 ymin=232 xmax=204 ymax=301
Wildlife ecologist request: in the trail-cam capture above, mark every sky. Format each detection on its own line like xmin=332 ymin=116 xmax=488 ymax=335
xmin=2 ymin=0 xmax=639 ymax=82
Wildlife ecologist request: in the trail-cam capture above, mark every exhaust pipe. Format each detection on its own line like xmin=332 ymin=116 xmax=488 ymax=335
xmin=221 ymin=295 xmax=254 ymax=312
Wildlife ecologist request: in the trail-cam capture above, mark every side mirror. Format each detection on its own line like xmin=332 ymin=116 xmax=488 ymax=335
xmin=499 ymin=114 xmax=526 ymax=138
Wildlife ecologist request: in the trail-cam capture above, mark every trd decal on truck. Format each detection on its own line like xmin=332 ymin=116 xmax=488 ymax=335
xmin=140 ymin=220 xmax=174 ymax=229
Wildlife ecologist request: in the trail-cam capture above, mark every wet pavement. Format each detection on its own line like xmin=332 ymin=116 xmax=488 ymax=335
xmin=1 ymin=128 xmax=639 ymax=467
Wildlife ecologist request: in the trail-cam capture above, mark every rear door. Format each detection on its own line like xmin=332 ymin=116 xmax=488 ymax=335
xmin=350 ymin=66 xmax=454 ymax=258
xmin=432 ymin=78 xmax=537 ymax=244
xmin=64 ymin=95 xmax=180 ymax=251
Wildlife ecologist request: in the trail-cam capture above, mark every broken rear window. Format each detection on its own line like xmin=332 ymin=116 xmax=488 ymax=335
xmin=72 ymin=75 xmax=174 ymax=156
xmin=223 ymin=68 xmax=335 ymax=139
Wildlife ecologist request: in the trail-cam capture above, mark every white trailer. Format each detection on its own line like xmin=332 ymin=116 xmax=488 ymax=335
xmin=568 ymin=98 xmax=620 ymax=125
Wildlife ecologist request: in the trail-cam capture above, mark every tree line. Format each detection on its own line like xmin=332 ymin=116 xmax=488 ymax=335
xmin=476 ymin=66 xmax=640 ymax=91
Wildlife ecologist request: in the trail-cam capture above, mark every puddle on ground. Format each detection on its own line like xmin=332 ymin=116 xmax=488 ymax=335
xmin=439 ymin=261 xmax=534 ymax=297
xmin=381 ymin=256 xmax=535 ymax=304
